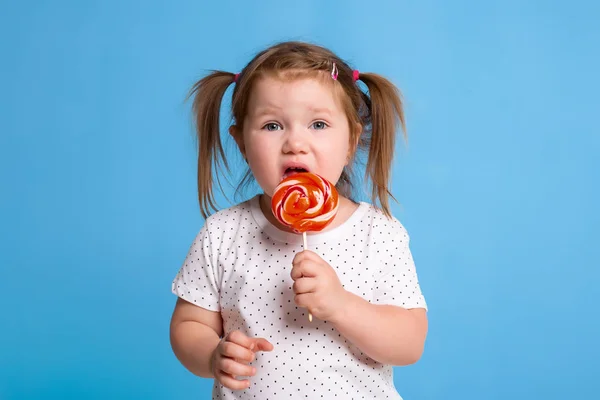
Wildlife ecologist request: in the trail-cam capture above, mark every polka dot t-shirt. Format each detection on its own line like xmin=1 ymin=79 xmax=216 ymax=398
xmin=172 ymin=195 xmax=427 ymax=400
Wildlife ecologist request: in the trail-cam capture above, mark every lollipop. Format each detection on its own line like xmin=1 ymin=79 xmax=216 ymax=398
xmin=271 ymin=172 xmax=339 ymax=321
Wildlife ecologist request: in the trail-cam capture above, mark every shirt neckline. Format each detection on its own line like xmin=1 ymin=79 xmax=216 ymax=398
xmin=249 ymin=194 xmax=370 ymax=245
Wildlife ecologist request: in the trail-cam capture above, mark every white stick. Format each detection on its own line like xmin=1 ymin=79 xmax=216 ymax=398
xmin=302 ymin=231 xmax=312 ymax=322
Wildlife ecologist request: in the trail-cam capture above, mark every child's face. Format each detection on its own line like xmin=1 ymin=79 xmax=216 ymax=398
xmin=232 ymin=75 xmax=355 ymax=198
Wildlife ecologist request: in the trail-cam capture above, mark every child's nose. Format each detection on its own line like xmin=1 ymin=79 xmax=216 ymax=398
xmin=282 ymin=127 xmax=308 ymax=154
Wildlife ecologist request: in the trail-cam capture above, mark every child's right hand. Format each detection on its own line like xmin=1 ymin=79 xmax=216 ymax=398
xmin=210 ymin=330 xmax=274 ymax=390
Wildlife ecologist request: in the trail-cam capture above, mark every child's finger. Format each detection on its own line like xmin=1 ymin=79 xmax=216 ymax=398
xmin=252 ymin=337 xmax=274 ymax=352
xmin=225 ymin=330 xmax=255 ymax=349
xmin=292 ymin=250 xmax=319 ymax=265
xmin=291 ymin=261 xmax=318 ymax=280
xmin=219 ymin=357 xmax=256 ymax=378
xmin=216 ymin=370 xmax=251 ymax=391
xmin=291 ymin=251 xmax=315 ymax=266
xmin=294 ymin=292 xmax=313 ymax=308
xmin=220 ymin=341 xmax=255 ymax=363
xmin=292 ymin=277 xmax=317 ymax=294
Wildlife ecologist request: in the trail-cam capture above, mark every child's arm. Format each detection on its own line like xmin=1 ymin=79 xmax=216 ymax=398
xmin=329 ymin=293 xmax=428 ymax=366
xmin=170 ymin=298 xmax=274 ymax=389
xmin=170 ymin=297 xmax=223 ymax=378
xmin=291 ymin=250 xmax=427 ymax=366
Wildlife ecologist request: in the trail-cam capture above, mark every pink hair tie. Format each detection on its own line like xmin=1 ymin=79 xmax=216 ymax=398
xmin=233 ymin=73 xmax=240 ymax=83
xmin=352 ymin=70 xmax=360 ymax=82
xmin=331 ymin=63 xmax=339 ymax=80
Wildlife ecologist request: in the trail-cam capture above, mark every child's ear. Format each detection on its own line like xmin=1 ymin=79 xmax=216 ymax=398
xmin=229 ymin=125 xmax=245 ymax=158
xmin=346 ymin=123 xmax=362 ymax=163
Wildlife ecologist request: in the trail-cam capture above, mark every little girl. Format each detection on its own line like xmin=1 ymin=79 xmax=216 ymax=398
xmin=170 ymin=41 xmax=428 ymax=400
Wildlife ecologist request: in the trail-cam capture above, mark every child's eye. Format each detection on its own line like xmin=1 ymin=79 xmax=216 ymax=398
xmin=263 ymin=122 xmax=282 ymax=131
xmin=311 ymin=121 xmax=328 ymax=130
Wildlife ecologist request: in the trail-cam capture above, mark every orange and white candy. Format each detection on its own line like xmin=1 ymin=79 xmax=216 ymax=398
xmin=271 ymin=172 xmax=339 ymax=233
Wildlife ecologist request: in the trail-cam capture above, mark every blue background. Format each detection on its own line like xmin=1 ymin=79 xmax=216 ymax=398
xmin=1 ymin=0 xmax=599 ymax=399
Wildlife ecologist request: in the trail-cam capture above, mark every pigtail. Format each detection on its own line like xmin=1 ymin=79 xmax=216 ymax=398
xmin=187 ymin=71 xmax=236 ymax=219
xmin=358 ymin=72 xmax=406 ymax=219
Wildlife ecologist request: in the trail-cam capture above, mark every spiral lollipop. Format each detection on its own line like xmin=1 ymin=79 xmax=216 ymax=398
xmin=271 ymin=172 xmax=339 ymax=234
xmin=271 ymin=172 xmax=339 ymax=321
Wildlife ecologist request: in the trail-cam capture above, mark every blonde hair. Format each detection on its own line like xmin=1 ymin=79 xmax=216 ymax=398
xmin=188 ymin=41 xmax=406 ymax=219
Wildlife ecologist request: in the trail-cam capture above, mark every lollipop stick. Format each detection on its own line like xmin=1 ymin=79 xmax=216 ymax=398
xmin=302 ymin=231 xmax=313 ymax=322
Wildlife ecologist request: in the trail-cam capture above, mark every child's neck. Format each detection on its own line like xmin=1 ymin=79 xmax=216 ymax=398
xmin=258 ymin=193 xmax=359 ymax=235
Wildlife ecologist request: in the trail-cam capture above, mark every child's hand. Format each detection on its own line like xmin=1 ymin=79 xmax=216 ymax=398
xmin=210 ymin=330 xmax=274 ymax=390
xmin=291 ymin=250 xmax=349 ymax=321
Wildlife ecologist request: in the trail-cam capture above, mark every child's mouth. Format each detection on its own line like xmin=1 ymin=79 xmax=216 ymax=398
xmin=282 ymin=167 xmax=308 ymax=179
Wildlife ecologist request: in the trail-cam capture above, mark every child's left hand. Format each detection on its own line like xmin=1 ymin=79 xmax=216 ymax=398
xmin=291 ymin=250 xmax=349 ymax=321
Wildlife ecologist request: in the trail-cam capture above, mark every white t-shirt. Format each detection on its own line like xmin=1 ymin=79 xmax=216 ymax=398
xmin=172 ymin=195 xmax=427 ymax=399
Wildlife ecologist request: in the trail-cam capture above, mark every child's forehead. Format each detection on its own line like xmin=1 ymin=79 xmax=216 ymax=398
xmin=248 ymin=73 xmax=344 ymax=110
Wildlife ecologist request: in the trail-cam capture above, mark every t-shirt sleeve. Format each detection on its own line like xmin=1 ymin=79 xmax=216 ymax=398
xmin=171 ymin=224 xmax=221 ymax=311
xmin=373 ymin=220 xmax=427 ymax=310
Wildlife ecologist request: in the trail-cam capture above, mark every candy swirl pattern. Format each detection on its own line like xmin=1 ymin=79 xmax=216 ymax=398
xmin=271 ymin=172 xmax=339 ymax=233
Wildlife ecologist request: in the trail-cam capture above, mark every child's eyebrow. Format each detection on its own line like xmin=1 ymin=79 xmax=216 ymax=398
xmin=309 ymin=107 xmax=333 ymax=116
xmin=251 ymin=106 xmax=281 ymax=118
